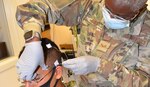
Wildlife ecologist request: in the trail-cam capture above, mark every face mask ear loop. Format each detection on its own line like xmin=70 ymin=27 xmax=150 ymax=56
xmin=54 ymin=79 xmax=59 ymax=87
xmin=48 ymin=66 xmax=56 ymax=85
xmin=40 ymin=66 xmax=56 ymax=87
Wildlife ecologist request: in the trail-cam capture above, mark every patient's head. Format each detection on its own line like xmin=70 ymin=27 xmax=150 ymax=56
xmin=24 ymin=38 xmax=64 ymax=87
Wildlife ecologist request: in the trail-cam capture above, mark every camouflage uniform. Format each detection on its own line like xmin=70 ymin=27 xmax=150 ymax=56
xmin=16 ymin=0 xmax=150 ymax=87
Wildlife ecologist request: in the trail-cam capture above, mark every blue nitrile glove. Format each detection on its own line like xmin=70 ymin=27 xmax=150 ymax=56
xmin=16 ymin=41 xmax=47 ymax=81
xmin=62 ymin=56 xmax=100 ymax=75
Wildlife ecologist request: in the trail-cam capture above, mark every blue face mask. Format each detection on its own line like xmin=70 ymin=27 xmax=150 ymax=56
xmin=102 ymin=7 xmax=130 ymax=29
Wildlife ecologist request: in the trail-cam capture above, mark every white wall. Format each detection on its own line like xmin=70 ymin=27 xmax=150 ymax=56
xmin=0 ymin=1 xmax=28 ymax=87
xmin=0 ymin=56 xmax=20 ymax=87
xmin=1 ymin=0 xmax=29 ymax=56
xmin=147 ymin=0 xmax=150 ymax=10
xmin=0 ymin=0 xmax=13 ymax=56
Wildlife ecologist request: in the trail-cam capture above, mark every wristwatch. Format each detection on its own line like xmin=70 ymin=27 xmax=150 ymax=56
xmin=24 ymin=30 xmax=41 ymax=41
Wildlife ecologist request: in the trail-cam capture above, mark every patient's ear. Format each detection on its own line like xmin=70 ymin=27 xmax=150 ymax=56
xmin=55 ymin=66 xmax=63 ymax=79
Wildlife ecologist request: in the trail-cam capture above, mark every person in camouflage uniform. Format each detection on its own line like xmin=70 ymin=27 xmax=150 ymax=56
xmin=16 ymin=0 xmax=150 ymax=87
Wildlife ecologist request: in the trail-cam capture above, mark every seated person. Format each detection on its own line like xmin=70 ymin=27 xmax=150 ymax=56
xmin=19 ymin=38 xmax=65 ymax=87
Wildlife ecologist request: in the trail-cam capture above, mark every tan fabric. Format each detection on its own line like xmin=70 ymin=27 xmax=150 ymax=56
xmin=23 ymin=22 xmax=42 ymax=36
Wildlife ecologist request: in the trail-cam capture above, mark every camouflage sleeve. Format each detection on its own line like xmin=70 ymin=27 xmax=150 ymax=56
xmin=16 ymin=0 xmax=61 ymax=30
xmin=97 ymin=57 xmax=150 ymax=87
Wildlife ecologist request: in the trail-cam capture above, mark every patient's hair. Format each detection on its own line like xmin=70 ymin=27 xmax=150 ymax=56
xmin=41 ymin=38 xmax=62 ymax=67
xmin=18 ymin=46 xmax=25 ymax=58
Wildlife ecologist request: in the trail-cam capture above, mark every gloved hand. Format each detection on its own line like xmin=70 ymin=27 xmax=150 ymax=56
xmin=16 ymin=41 xmax=47 ymax=81
xmin=62 ymin=56 xmax=100 ymax=75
